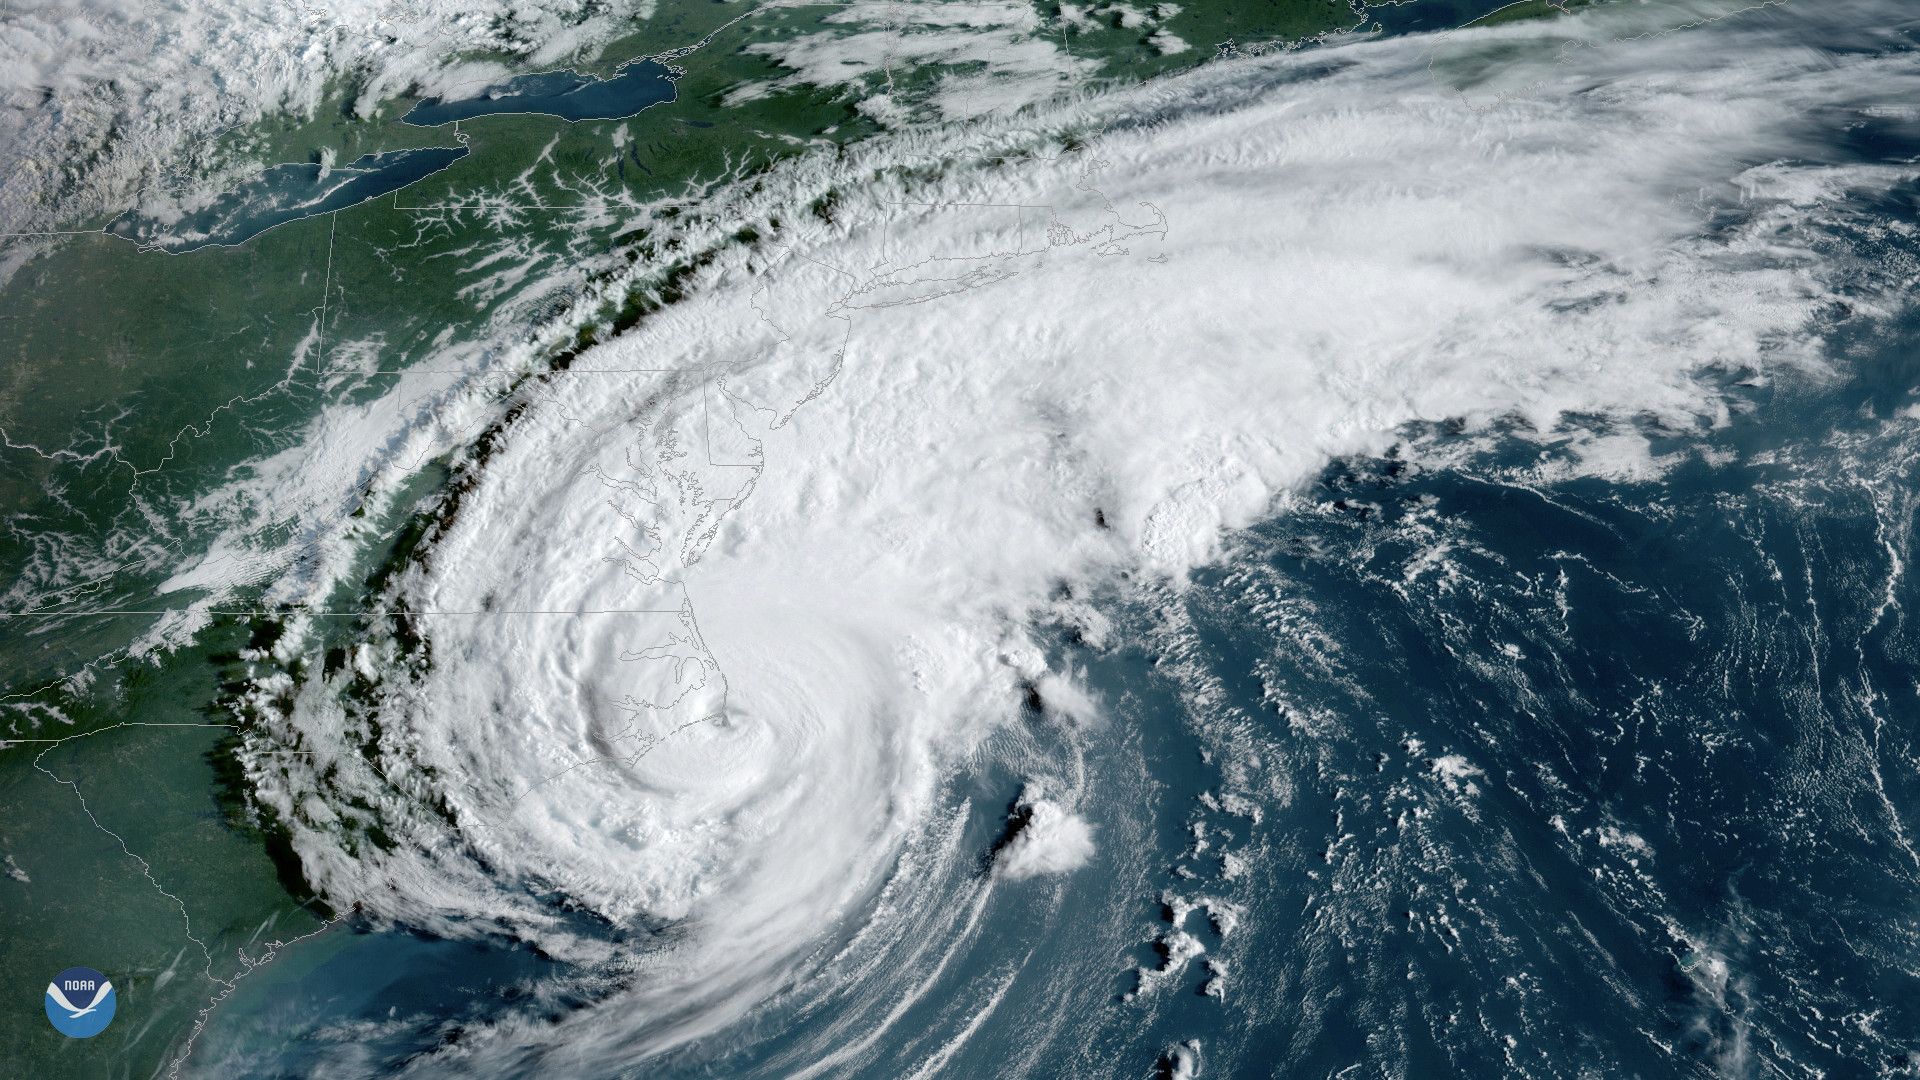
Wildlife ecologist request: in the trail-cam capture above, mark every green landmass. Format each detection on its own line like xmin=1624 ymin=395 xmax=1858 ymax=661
xmin=0 ymin=1 xmax=1491 ymax=1075
xmin=1463 ymin=0 xmax=1592 ymax=29
xmin=0 ymin=624 xmax=326 ymax=1078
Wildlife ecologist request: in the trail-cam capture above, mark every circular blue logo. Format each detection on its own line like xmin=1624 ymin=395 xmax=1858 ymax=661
xmin=45 ymin=967 xmax=114 ymax=1038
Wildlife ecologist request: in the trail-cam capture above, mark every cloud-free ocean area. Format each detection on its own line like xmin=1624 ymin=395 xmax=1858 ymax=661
xmin=18 ymin=2 xmax=1920 ymax=1078
xmin=172 ymin=8 xmax=1920 ymax=1074
xmin=178 ymin=356 xmax=1920 ymax=1078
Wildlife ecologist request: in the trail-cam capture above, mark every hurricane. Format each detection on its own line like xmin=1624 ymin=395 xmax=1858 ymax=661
xmin=8 ymin=0 xmax=1920 ymax=1076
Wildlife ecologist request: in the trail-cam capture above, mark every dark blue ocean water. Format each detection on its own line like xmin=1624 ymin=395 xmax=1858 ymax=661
xmin=181 ymin=355 xmax=1920 ymax=1078
xmin=1144 ymin=389 xmax=1920 ymax=1077
xmin=401 ymin=61 xmax=677 ymax=126
xmin=178 ymin=10 xmax=1920 ymax=1077
xmin=1362 ymin=0 xmax=1528 ymax=34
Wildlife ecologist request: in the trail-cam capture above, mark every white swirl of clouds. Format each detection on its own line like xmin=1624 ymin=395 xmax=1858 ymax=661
xmin=180 ymin=5 xmax=1920 ymax=1073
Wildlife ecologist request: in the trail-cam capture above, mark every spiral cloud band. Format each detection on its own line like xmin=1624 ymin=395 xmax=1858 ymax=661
xmin=163 ymin=4 xmax=1916 ymax=1073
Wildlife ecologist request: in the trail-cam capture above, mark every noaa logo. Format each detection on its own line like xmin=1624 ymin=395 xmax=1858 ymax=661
xmin=44 ymin=967 xmax=114 ymax=1038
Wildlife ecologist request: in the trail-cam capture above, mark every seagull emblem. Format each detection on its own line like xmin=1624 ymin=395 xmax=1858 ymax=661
xmin=45 ymin=981 xmax=110 ymax=1019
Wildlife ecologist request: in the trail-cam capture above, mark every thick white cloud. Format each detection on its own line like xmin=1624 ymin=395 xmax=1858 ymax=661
xmin=997 ymin=796 xmax=1096 ymax=879
xmin=165 ymin=2 xmax=1920 ymax=1073
xmin=734 ymin=1 xmax=1094 ymax=124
